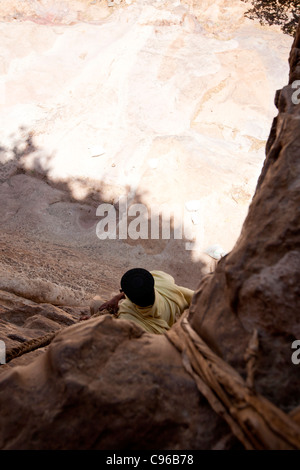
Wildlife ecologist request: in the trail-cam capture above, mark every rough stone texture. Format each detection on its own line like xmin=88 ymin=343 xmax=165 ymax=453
xmin=1 ymin=0 xmax=292 ymax=353
xmin=0 ymin=3 xmax=299 ymax=451
xmin=0 ymin=315 xmax=239 ymax=450
xmin=0 ymin=0 xmax=293 ymax=303
xmin=189 ymin=21 xmax=300 ymax=412
xmin=0 ymin=289 xmax=88 ymax=352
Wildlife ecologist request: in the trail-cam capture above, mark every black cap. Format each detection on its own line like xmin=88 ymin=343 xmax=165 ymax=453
xmin=121 ymin=268 xmax=155 ymax=307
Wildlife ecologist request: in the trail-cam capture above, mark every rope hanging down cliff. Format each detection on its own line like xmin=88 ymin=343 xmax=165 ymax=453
xmin=165 ymin=312 xmax=300 ymax=450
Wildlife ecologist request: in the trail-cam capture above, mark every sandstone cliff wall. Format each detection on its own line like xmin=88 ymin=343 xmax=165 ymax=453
xmin=0 ymin=16 xmax=299 ymax=452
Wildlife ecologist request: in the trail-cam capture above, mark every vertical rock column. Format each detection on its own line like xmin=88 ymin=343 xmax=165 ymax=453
xmin=188 ymin=22 xmax=300 ymax=411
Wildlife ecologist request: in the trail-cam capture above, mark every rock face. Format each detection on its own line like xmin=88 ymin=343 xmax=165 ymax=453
xmin=0 ymin=289 xmax=88 ymax=371
xmin=0 ymin=4 xmax=299 ymax=450
xmin=0 ymin=0 xmax=293 ymax=305
xmin=0 ymin=315 xmax=240 ymax=450
xmin=189 ymin=22 xmax=300 ymax=411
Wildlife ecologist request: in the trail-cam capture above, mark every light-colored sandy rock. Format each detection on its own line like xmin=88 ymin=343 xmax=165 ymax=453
xmin=0 ymin=1 xmax=299 ymax=450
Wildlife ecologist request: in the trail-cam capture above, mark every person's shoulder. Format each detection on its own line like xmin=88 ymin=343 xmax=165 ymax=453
xmin=150 ymin=270 xmax=175 ymax=284
xmin=150 ymin=270 xmax=170 ymax=278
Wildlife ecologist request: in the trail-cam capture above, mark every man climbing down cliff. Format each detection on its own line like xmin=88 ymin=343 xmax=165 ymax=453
xmin=90 ymin=268 xmax=194 ymax=334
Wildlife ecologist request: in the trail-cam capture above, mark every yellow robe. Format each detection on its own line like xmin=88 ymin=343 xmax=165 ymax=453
xmin=117 ymin=270 xmax=194 ymax=334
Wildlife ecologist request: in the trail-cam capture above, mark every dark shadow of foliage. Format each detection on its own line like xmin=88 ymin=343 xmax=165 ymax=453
xmin=0 ymin=128 xmax=210 ymax=303
xmin=242 ymin=0 xmax=299 ymax=36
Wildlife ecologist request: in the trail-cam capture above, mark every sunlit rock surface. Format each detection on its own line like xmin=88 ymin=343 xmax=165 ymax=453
xmin=0 ymin=2 xmax=293 ymax=286
xmin=0 ymin=0 xmax=299 ymax=451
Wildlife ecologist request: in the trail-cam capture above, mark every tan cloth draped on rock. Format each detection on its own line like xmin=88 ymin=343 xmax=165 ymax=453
xmin=117 ymin=270 xmax=194 ymax=334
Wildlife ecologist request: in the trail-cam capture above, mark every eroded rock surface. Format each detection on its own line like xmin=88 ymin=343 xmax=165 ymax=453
xmin=0 ymin=0 xmax=293 ymax=305
xmin=189 ymin=22 xmax=300 ymax=411
xmin=0 ymin=315 xmax=239 ymax=450
xmin=0 ymin=289 xmax=89 ymax=374
xmin=0 ymin=3 xmax=299 ymax=451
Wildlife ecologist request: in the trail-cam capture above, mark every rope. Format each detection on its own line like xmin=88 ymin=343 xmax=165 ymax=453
xmin=165 ymin=312 xmax=300 ymax=450
xmin=5 ymin=332 xmax=57 ymax=363
xmin=4 ymin=308 xmax=114 ymax=363
xmin=3 ymin=306 xmax=299 ymax=449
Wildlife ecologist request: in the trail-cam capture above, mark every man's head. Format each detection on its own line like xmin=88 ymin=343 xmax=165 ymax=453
xmin=120 ymin=268 xmax=155 ymax=307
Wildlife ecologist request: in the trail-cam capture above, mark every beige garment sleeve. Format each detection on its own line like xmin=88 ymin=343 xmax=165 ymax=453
xmin=176 ymin=285 xmax=194 ymax=306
